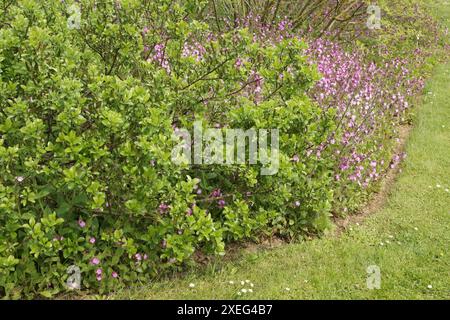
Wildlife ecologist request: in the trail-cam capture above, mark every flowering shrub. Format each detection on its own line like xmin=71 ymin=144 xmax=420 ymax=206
xmin=216 ymin=7 xmax=443 ymax=214
xmin=0 ymin=0 xmax=334 ymax=297
xmin=0 ymin=0 xmax=445 ymax=298
xmin=306 ymin=38 xmax=424 ymax=213
xmin=203 ymin=0 xmax=369 ymax=39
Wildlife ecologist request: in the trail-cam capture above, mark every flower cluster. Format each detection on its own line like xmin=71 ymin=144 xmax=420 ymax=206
xmin=182 ymin=41 xmax=207 ymax=62
xmin=148 ymin=43 xmax=171 ymax=74
xmin=306 ymin=38 xmax=424 ymax=197
xmin=216 ymin=14 xmax=427 ymax=211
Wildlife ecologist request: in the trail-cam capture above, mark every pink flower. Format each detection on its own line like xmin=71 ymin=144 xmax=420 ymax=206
xmin=182 ymin=42 xmax=206 ymax=62
xmin=89 ymin=237 xmax=96 ymax=244
xmin=235 ymin=58 xmax=243 ymax=69
xmin=96 ymin=274 xmax=102 ymax=281
xmin=150 ymin=43 xmax=171 ymax=73
xmin=294 ymin=201 xmax=301 ymax=207
xmin=96 ymin=268 xmax=102 ymax=276
xmin=78 ymin=219 xmax=86 ymax=228
xmin=134 ymin=253 xmax=142 ymax=261
xmin=249 ymin=70 xmax=264 ymax=94
xmin=111 ymin=271 xmax=119 ymax=279
xmin=90 ymin=257 xmax=100 ymax=265
xmin=292 ymin=155 xmax=300 ymax=163
xmin=143 ymin=26 xmax=149 ymax=34
xmin=218 ymin=199 xmax=226 ymax=208
xmin=158 ymin=203 xmax=169 ymax=214
xmin=210 ymin=189 xmax=222 ymax=198
xmin=143 ymin=254 xmax=148 ymax=260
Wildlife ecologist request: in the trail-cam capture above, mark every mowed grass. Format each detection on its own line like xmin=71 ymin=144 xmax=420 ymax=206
xmin=106 ymin=1 xmax=450 ymax=300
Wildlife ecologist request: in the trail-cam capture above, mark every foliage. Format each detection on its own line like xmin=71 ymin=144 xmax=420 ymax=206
xmin=0 ymin=0 xmax=334 ymax=297
xmin=0 ymin=0 xmax=446 ymax=298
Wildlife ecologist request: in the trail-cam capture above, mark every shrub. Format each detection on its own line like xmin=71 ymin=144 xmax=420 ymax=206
xmin=203 ymin=0 xmax=369 ymax=39
xmin=0 ymin=0 xmax=334 ymax=297
xmin=213 ymin=11 xmax=432 ymax=215
xmin=0 ymin=0 xmax=445 ymax=298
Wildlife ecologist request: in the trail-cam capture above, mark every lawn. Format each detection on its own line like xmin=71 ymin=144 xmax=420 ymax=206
xmin=106 ymin=0 xmax=450 ymax=300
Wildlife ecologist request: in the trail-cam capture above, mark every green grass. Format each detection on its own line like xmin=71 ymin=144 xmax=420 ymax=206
xmin=106 ymin=1 xmax=450 ymax=300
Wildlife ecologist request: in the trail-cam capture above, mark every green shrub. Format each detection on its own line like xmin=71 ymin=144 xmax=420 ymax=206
xmin=0 ymin=0 xmax=334 ymax=298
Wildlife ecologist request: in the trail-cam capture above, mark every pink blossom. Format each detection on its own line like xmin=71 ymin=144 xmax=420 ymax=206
xmin=210 ymin=189 xmax=222 ymax=198
xmin=158 ymin=203 xmax=169 ymax=214
xmin=218 ymin=199 xmax=226 ymax=208
xmin=235 ymin=58 xmax=243 ymax=69
xmin=78 ymin=219 xmax=86 ymax=228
